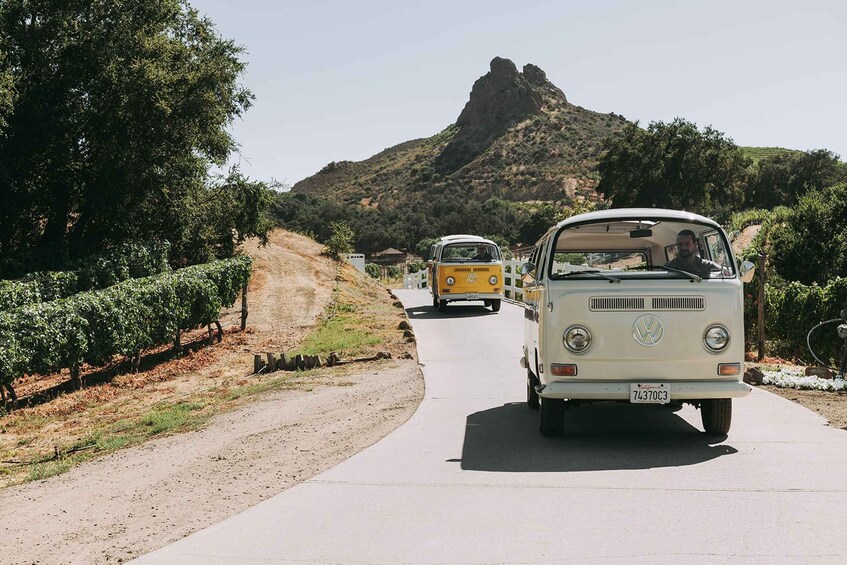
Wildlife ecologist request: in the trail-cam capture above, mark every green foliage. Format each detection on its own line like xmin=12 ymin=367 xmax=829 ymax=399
xmin=596 ymin=118 xmax=750 ymax=218
xmin=0 ymin=241 xmax=171 ymax=310
xmin=744 ymin=149 xmax=846 ymax=209
xmin=756 ymin=278 xmax=847 ymax=360
xmin=727 ymin=209 xmax=772 ymax=232
xmin=365 ymin=263 xmax=380 ymax=279
xmin=407 ymin=261 xmax=426 ymax=274
xmin=324 ymin=221 xmax=355 ymax=259
xmin=0 ymin=1 xmax=262 ymax=266
xmin=415 ymin=237 xmax=438 ymax=259
xmin=75 ymin=241 xmax=172 ymax=289
xmin=272 ymin=192 xmax=585 ymax=254
xmin=171 ymin=167 xmax=275 ymax=266
xmin=386 ymin=266 xmax=402 ymax=279
xmin=0 ymin=255 xmax=252 ymax=388
xmin=767 ymin=183 xmax=847 ymax=285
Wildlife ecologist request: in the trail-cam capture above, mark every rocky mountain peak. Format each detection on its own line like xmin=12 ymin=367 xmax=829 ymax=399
xmin=456 ymin=57 xmax=543 ymax=129
xmin=437 ymin=57 xmax=567 ymax=175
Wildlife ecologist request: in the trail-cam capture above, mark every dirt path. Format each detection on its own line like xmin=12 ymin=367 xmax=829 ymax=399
xmin=0 ymin=230 xmax=424 ymax=564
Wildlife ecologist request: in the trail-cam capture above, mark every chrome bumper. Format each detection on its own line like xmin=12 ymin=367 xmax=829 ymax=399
xmin=538 ymin=380 xmax=751 ymax=400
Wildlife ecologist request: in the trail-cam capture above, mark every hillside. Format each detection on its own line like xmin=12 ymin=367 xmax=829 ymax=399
xmin=291 ymin=57 xmax=629 ymax=208
xmin=740 ymin=146 xmax=802 ymax=166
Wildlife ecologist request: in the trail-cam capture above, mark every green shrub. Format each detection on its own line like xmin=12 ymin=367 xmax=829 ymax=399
xmin=324 ymin=222 xmax=354 ymax=259
xmin=407 ymin=261 xmax=426 ymax=274
xmin=365 ymin=264 xmax=380 ymax=279
xmin=767 ymin=184 xmax=847 ymax=285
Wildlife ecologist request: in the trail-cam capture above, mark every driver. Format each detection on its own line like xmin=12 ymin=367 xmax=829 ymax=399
xmin=666 ymin=229 xmax=723 ymax=278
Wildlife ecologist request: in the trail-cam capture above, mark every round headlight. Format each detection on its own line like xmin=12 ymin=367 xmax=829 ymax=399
xmin=445 ymin=276 xmax=455 ymax=286
xmin=489 ymin=275 xmax=498 ymax=285
xmin=704 ymin=325 xmax=730 ymax=352
xmin=563 ymin=325 xmax=592 ymax=354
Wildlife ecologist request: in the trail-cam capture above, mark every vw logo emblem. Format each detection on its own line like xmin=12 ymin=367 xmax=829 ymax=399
xmin=632 ymin=315 xmax=664 ymax=346
xmin=466 ymin=273 xmax=477 ymax=283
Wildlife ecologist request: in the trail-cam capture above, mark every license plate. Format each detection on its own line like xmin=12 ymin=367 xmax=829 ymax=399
xmin=466 ymin=293 xmax=479 ymax=300
xmin=630 ymin=383 xmax=670 ymax=404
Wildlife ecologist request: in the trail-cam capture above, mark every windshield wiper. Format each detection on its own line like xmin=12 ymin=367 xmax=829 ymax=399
xmin=627 ymin=264 xmax=702 ymax=282
xmin=556 ymin=270 xmax=621 ymax=283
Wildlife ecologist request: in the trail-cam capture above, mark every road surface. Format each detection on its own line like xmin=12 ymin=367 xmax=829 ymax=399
xmin=135 ymin=289 xmax=847 ymax=564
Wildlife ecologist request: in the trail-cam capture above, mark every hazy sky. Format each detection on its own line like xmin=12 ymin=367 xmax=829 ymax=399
xmin=190 ymin=0 xmax=846 ymax=187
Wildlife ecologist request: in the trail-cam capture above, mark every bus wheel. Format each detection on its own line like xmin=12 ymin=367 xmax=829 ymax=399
xmin=701 ymin=398 xmax=732 ymax=435
xmin=490 ymin=299 xmax=501 ymax=312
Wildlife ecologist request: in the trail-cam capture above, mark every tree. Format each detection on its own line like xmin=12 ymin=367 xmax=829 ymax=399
xmin=173 ymin=167 xmax=274 ymax=266
xmin=745 ymin=149 xmax=846 ymax=209
xmin=768 ymin=183 xmax=847 ymax=285
xmin=324 ymin=221 xmax=354 ymax=260
xmin=596 ymin=118 xmax=750 ymax=217
xmin=0 ymin=0 xmax=257 ymax=264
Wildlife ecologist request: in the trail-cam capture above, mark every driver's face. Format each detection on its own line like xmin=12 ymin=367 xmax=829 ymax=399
xmin=676 ymin=237 xmax=695 ymax=258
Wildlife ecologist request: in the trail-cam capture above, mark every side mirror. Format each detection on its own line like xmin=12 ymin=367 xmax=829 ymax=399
xmin=520 ymin=262 xmax=536 ymax=285
xmin=739 ymin=260 xmax=755 ymax=283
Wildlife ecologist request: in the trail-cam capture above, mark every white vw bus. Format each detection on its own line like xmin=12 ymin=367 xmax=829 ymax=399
xmin=520 ymin=208 xmax=755 ymax=437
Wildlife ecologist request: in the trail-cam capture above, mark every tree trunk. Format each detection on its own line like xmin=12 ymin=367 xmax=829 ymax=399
xmin=70 ymin=363 xmax=83 ymax=389
xmin=214 ymin=320 xmax=223 ymax=343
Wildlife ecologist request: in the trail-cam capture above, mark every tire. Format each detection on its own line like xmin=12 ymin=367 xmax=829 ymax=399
xmin=539 ymin=396 xmax=564 ymax=437
xmin=438 ymin=300 xmax=448 ymax=313
xmin=490 ymin=299 xmax=501 ymax=312
xmin=483 ymin=299 xmax=491 ymax=307
xmin=701 ymin=398 xmax=732 ymax=435
xmin=527 ymin=369 xmax=539 ymax=410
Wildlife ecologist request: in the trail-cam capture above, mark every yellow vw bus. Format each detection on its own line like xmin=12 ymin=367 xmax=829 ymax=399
xmin=428 ymin=235 xmax=504 ymax=313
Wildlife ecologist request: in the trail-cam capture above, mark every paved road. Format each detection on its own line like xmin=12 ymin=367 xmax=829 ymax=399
xmin=136 ymin=289 xmax=847 ymax=564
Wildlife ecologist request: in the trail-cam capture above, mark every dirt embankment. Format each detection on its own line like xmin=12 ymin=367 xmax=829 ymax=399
xmin=0 ymin=229 xmax=424 ymax=564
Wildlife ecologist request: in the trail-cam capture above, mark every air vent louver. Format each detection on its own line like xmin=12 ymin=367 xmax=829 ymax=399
xmin=590 ymin=296 xmax=705 ymax=311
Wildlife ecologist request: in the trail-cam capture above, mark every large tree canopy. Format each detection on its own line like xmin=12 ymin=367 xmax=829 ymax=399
xmin=596 ymin=118 xmax=750 ymax=217
xmin=744 ymin=149 xmax=847 ymax=209
xmin=0 ymin=0 xmax=260 ymax=268
xmin=767 ymin=183 xmax=847 ymax=285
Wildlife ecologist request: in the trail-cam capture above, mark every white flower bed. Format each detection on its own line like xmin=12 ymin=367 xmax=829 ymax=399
xmin=761 ymin=367 xmax=847 ymax=391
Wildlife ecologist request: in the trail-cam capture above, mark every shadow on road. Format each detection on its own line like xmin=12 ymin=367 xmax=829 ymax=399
xmin=459 ymin=402 xmax=737 ymax=472
xmin=405 ymin=304 xmax=495 ymax=320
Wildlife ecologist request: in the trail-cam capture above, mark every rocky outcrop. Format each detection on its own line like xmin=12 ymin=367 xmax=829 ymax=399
xmin=455 ymin=57 xmax=543 ymax=131
xmin=435 ymin=57 xmax=567 ymax=176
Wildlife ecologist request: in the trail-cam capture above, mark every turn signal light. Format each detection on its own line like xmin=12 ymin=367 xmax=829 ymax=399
xmin=550 ymin=363 xmax=577 ymax=376
xmin=718 ymin=363 xmax=741 ymax=376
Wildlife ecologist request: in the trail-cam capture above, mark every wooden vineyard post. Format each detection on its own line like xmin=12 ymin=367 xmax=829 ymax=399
xmin=241 ymin=285 xmax=248 ymax=331
xmin=757 ymin=253 xmax=766 ymax=362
